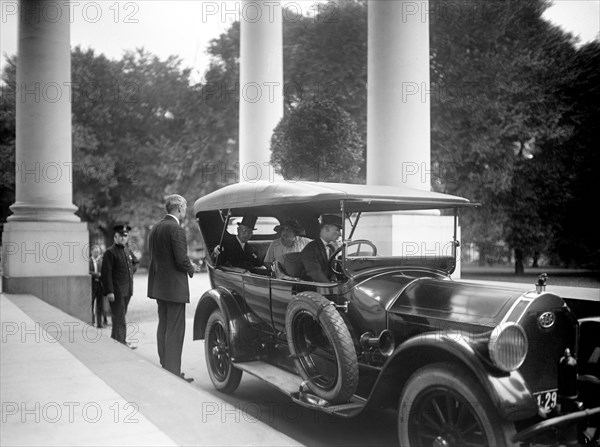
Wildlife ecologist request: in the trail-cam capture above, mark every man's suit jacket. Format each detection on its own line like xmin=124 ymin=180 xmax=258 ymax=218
xmin=218 ymin=232 xmax=262 ymax=271
xmin=147 ymin=215 xmax=195 ymax=303
xmin=101 ymin=244 xmax=138 ymax=298
xmin=301 ymin=239 xmax=335 ymax=283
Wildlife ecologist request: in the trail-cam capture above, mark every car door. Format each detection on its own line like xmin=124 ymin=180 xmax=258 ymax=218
xmin=270 ymin=277 xmax=328 ymax=332
xmin=242 ymin=273 xmax=272 ymax=325
xmin=270 ymin=277 xmax=303 ymax=332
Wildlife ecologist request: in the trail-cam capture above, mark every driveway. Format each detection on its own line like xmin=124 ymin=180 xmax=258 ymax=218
xmin=120 ymin=272 xmax=400 ymax=447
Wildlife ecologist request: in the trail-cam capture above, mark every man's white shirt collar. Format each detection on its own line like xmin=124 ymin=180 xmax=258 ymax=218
xmin=167 ymin=214 xmax=180 ymax=225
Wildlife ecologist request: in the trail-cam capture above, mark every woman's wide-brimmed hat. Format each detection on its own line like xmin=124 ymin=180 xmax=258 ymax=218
xmin=273 ymin=218 xmax=305 ymax=236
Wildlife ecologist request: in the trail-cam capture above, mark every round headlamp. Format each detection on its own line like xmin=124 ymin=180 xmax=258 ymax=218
xmin=488 ymin=323 xmax=528 ymax=372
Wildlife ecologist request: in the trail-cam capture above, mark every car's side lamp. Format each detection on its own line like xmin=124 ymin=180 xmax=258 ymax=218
xmin=536 ymin=273 xmax=548 ymax=293
xmin=558 ymin=348 xmax=578 ymax=400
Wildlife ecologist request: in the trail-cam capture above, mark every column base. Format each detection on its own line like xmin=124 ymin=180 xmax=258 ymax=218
xmin=2 ymin=275 xmax=91 ymax=323
xmin=1 ymin=221 xmax=91 ymax=321
xmin=7 ymin=202 xmax=80 ymax=222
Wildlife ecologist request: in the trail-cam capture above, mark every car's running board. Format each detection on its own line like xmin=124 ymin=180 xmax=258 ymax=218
xmin=234 ymin=360 xmax=366 ymax=418
xmin=235 ymin=361 xmax=301 ymax=395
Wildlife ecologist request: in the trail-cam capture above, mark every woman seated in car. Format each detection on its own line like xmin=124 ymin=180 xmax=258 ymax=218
xmin=264 ymin=218 xmax=311 ymax=278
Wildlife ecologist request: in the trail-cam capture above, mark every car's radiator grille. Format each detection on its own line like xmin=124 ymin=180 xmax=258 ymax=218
xmin=517 ymin=296 xmax=578 ymax=394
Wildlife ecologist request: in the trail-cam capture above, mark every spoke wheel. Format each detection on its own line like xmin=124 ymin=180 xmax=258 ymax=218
xmin=286 ymin=292 xmax=358 ymax=404
xmin=411 ymin=389 xmax=488 ymax=446
xmin=205 ymin=309 xmax=242 ymax=394
xmin=398 ymin=363 xmax=515 ymax=447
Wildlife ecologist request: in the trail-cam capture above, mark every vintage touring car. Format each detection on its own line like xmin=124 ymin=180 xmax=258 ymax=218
xmin=192 ymin=181 xmax=599 ymax=447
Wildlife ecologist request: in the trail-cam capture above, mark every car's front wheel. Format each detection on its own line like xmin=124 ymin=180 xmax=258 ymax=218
xmin=398 ymin=362 xmax=515 ymax=447
xmin=205 ymin=309 xmax=242 ymax=394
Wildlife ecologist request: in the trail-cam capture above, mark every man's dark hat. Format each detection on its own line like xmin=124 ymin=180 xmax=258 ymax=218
xmin=113 ymin=223 xmax=132 ymax=236
xmin=320 ymin=214 xmax=343 ymax=229
xmin=237 ymin=214 xmax=257 ymax=230
xmin=273 ymin=218 xmax=305 ymax=236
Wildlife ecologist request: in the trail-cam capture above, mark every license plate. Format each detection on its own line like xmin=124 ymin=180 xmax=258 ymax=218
xmin=535 ymin=390 xmax=558 ymax=413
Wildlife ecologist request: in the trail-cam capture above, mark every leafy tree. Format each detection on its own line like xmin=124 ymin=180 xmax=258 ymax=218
xmin=428 ymin=0 xmax=581 ymax=271
xmin=69 ymin=47 xmax=195 ymax=247
xmin=282 ymin=0 xmax=367 ymax=134
xmin=170 ymin=22 xmax=241 ymax=196
xmin=1 ymin=47 xmax=197 ymax=253
xmin=0 ymin=56 xmax=16 ymax=228
xmin=270 ymin=99 xmax=364 ymax=182
xmin=530 ymin=41 xmax=600 ymax=268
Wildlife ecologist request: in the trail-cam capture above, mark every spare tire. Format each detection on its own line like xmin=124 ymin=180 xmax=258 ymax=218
xmin=285 ymin=292 xmax=358 ymax=404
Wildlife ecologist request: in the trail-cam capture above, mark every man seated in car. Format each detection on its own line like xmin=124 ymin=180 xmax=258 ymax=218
xmin=264 ymin=218 xmax=311 ymax=278
xmin=212 ymin=214 xmax=268 ymax=274
xmin=300 ymin=214 xmax=342 ymax=282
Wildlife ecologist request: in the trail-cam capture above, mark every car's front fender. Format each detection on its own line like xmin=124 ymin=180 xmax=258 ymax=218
xmin=192 ymin=287 xmax=260 ymax=361
xmin=367 ymin=332 xmax=538 ymax=421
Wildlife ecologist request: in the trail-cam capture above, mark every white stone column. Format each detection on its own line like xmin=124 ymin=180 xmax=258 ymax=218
xmin=2 ymin=0 xmax=90 ymax=320
xmin=367 ymin=0 xmax=431 ymax=190
xmin=365 ymin=1 xmax=460 ymax=277
xmin=239 ymin=0 xmax=284 ymax=182
xmin=10 ymin=0 xmax=79 ymax=221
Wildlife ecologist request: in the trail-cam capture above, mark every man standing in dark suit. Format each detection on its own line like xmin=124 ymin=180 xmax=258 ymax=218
xmin=101 ymin=224 xmax=139 ymax=345
xmin=147 ymin=194 xmax=197 ymax=382
xmin=212 ymin=214 xmax=266 ymax=273
xmin=301 ymin=214 xmax=343 ymax=282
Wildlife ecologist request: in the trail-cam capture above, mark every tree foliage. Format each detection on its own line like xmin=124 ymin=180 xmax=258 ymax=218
xmin=0 ymin=56 xmax=16 ymax=227
xmin=175 ymin=22 xmax=241 ymax=194
xmin=270 ymin=99 xmax=364 ymax=182
xmin=1 ymin=47 xmax=200 ymax=250
xmin=69 ymin=47 xmax=195 ymax=244
xmin=428 ymin=0 xmax=579 ymax=262
xmin=282 ymin=1 xmax=367 ymax=133
xmin=525 ymin=41 xmax=600 ymax=268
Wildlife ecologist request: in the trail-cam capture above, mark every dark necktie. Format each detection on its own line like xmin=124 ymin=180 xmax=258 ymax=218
xmin=326 ymin=243 xmax=335 ymax=258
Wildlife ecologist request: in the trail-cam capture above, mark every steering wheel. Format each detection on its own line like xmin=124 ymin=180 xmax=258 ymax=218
xmin=330 ymin=240 xmax=377 ymax=275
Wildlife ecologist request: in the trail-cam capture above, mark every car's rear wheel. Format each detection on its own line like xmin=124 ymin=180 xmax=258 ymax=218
xmin=205 ymin=309 xmax=242 ymax=394
xmin=398 ymin=362 xmax=515 ymax=447
xmin=285 ymin=292 xmax=358 ymax=404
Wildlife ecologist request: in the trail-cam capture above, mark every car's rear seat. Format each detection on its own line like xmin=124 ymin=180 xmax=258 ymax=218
xmin=247 ymin=240 xmax=271 ymax=264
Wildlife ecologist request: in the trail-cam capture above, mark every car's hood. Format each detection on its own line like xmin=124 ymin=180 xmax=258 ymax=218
xmin=355 ymin=273 xmax=528 ymax=326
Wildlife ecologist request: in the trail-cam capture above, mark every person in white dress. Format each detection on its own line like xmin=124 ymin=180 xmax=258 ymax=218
xmin=264 ymin=218 xmax=311 ymax=278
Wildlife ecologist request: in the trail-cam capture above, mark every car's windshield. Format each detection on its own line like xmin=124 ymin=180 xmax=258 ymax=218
xmin=347 ymin=210 xmax=457 ymax=258
xmin=339 ymin=209 xmax=458 ymax=276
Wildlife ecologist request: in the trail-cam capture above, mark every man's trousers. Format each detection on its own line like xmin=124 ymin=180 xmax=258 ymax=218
xmin=156 ymin=299 xmax=186 ymax=376
xmin=109 ymin=295 xmax=128 ymax=344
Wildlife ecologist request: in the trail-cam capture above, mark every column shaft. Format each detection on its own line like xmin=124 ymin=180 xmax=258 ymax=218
xmin=367 ymin=0 xmax=431 ymax=190
xmin=239 ymin=0 xmax=284 ymax=182
xmin=10 ymin=0 xmax=78 ymax=221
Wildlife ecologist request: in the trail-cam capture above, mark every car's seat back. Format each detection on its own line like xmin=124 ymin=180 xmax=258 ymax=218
xmin=281 ymin=252 xmax=305 ymax=278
